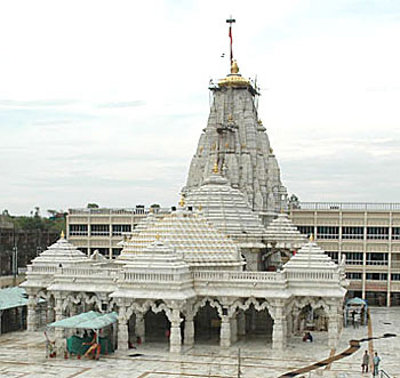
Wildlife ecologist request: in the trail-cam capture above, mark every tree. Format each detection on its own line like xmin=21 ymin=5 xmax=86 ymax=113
xmin=87 ymin=203 xmax=99 ymax=209
xmin=150 ymin=203 xmax=161 ymax=208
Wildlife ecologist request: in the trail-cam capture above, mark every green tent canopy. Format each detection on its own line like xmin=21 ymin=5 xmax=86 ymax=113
xmin=48 ymin=311 xmax=118 ymax=329
xmin=0 ymin=287 xmax=45 ymax=311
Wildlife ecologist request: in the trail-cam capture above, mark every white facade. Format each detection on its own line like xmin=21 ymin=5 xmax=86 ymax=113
xmin=22 ymin=207 xmax=347 ymax=354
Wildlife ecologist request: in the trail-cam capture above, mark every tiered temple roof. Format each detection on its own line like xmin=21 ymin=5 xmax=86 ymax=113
xmin=118 ymin=209 xmax=243 ymax=270
xmin=184 ymin=172 xmax=267 ymax=247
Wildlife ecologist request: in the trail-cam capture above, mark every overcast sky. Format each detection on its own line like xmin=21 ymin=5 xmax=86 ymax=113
xmin=1 ymin=0 xmax=400 ymax=215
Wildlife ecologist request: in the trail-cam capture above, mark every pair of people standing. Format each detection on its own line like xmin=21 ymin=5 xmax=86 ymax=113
xmin=362 ymin=351 xmax=381 ymax=375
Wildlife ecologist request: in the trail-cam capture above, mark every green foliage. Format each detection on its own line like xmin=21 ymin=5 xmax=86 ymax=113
xmin=6 ymin=207 xmax=66 ymax=233
xmin=87 ymin=203 xmax=99 ymax=209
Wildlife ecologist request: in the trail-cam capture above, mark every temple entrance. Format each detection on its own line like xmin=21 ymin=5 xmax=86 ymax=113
xmin=194 ymin=303 xmax=220 ymax=344
xmin=244 ymin=304 xmax=274 ymax=341
xmin=294 ymin=304 xmax=328 ymax=335
xmin=144 ymin=310 xmax=170 ymax=343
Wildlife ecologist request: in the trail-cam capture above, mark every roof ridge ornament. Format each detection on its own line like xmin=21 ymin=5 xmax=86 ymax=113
xmin=212 ymin=161 xmax=219 ymax=174
xmin=60 ymin=230 xmax=65 ymax=239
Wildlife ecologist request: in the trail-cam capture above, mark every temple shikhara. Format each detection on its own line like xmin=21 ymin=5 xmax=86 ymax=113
xmin=20 ymin=20 xmax=348 ymax=356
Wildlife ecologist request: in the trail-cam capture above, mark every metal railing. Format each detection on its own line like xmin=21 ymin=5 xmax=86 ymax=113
xmin=291 ymin=202 xmax=400 ymax=211
xmin=68 ymin=207 xmax=170 ymax=215
xmin=380 ymin=369 xmax=392 ymax=378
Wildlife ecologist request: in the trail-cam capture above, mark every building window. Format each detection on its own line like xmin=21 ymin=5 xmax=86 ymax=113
xmin=326 ymin=251 xmax=338 ymax=263
xmin=367 ymin=227 xmax=389 ymax=240
xmin=112 ymin=224 xmax=132 ymax=236
xmin=346 ymin=272 xmax=362 ymax=280
xmin=366 ymin=272 xmax=388 ymax=281
xmin=69 ymin=224 xmax=88 ymax=236
xmin=90 ymin=224 xmax=110 ymax=236
xmin=344 ymin=252 xmax=363 ymax=265
xmin=316 ymin=226 xmax=339 ymax=239
xmin=392 ymin=227 xmax=400 ymax=240
xmin=112 ymin=248 xmax=122 ymax=258
xmin=342 ymin=226 xmax=364 ymax=240
xmin=391 ymin=273 xmax=400 ymax=281
xmin=366 ymin=252 xmax=388 ymax=265
xmin=297 ymin=226 xmax=314 ymax=237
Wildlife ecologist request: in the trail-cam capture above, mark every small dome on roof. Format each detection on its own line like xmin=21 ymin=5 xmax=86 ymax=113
xmin=184 ymin=172 xmax=267 ymax=247
xmin=118 ymin=209 xmax=243 ymax=270
xmin=32 ymin=236 xmax=88 ymax=266
xmin=264 ymin=213 xmax=307 ymax=249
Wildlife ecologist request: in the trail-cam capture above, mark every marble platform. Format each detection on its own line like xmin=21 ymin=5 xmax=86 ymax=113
xmin=0 ymin=307 xmax=398 ymax=378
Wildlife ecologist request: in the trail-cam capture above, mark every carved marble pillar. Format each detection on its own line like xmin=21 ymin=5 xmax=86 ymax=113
xmin=47 ymin=304 xmax=55 ymax=324
xmin=328 ymin=305 xmax=339 ymax=348
xmin=237 ymin=311 xmax=246 ymax=337
xmin=117 ymin=306 xmax=129 ymax=352
xmin=54 ymin=296 xmax=65 ymax=353
xmin=169 ymin=308 xmax=182 ymax=353
xmin=184 ymin=315 xmax=194 ymax=346
xmin=135 ymin=313 xmax=145 ymax=343
xmin=231 ymin=315 xmax=238 ymax=344
xmin=220 ymin=316 xmax=231 ymax=348
xmin=27 ymin=295 xmax=39 ymax=331
xmin=272 ymin=304 xmax=287 ymax=350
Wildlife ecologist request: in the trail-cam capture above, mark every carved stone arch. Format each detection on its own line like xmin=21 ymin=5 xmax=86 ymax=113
xmin=62 ymin=292 xmax=102 ymax=312
xmin=193 ymin=297 xmax=223 ymax=318
xmin=288 ymin=296 xmax=330 ymax=320
xmin=37 ymin=289 xmax=48 ymax=301
xmin=125 ymin=299 xmax=170 ymax=320
xmin=228 ymin=297 xmax=274 ymax=319
xmin=108 ymin=298 xmax=118 ymax=312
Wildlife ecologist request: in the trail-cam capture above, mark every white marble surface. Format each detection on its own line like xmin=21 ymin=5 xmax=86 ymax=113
xmin=0 ymin=307 xmax=398 ymax=377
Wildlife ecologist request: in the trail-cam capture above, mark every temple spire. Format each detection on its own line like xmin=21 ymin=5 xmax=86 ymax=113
xmin=226 ymin=16 xmax=236 ymax=66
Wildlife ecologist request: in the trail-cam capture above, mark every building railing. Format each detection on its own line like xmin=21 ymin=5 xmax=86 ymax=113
xmin=285 ymin=271 xmax=339 ymax=281
xmin=192 ymin=271 xmax=283 ymax=282
xmin=122 ymin=271 xmax=192 ymax=282
xmin=68 ymin=208 xmax=170 ymax=215
xmin=291 ymin=202 xmax=400 ymax=211
xmin=60 ymin=267 xmax=120 ymax=278
xmin=28 ymin=265 xmax=58 ymax=274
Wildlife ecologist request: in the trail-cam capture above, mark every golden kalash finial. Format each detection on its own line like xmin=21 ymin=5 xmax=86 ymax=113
xmin=179 ymin=195 xmax=185 ymax=208
xmin=231 ymin=59 xmax=239 ymax=74
xmin=198 ymin=204 xmax=203 ymax=211
xmin=155 ymin=233 xmax=161 ymax=240
xmin=60 ymin=230 xmax=65 ymax=239
xmin=213 ymin=161 xmax=219 ymax=174
xmin=227 ymin=114 xmax=233 ymax=122
xmin=309 ymin=234 xmax=314 ymax=242
xmin=257 ymin=119 xmax=263 ymax=125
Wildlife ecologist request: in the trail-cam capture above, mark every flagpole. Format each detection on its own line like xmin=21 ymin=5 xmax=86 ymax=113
xmin=226 ymin=16 xmax=236 ymax=67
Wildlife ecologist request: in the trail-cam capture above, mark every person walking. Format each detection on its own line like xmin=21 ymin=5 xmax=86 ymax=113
xmin=373 ymin=352 xmax=381 ymax=376
xmin=361 ymin=350 xmax=369 ymax=373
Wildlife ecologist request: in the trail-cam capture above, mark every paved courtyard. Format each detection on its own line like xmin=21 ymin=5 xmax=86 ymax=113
xmin=0 ymin=307 xmax=398 ymax=377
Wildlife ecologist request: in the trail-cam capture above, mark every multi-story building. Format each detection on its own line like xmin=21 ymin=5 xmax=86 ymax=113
xmin=289 ymin=202 xmax=400 ymax=307
xmin=66 ymin=206 xmax=169 ymax=259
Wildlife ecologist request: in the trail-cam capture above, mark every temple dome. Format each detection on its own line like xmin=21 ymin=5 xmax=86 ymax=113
xmin=118 ymin=209 xmax=244 ymax=270
xmin=218 ymin=60 xmax=252 ymax=89
xmin=264 ymin=213 xmax=307 ymax=250
xmin=31 ymin=235 xmax=88 ymax=266
xmin=283 ymin=240 xmax=337 ymax=270
xmin=184 ymin=172 xmax=267 ymax=247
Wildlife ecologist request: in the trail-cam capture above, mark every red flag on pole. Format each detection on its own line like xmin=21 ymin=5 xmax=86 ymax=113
xmin=229 ymin=26 xmax=233 ymax=64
